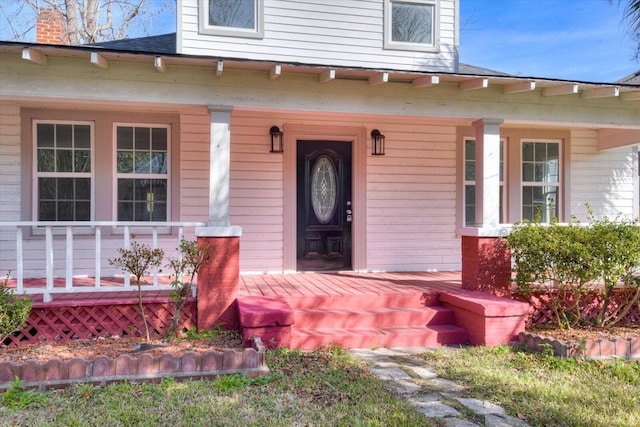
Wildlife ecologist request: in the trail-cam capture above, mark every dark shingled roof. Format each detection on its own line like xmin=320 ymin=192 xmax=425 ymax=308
xmin=90 ymin=32 xmax=512 ymax=77
xmin=616 ymin=70 xmax=640 ymax=85
xmin=90 ymin=32 xmax=176 ymax=54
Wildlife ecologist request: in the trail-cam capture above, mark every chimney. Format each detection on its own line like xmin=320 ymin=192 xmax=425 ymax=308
xmin=36 ymin=9 xmax=69 ymax=45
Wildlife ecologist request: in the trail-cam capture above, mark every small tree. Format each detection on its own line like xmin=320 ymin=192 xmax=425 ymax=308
xmin=166 ymin=240 xmax=210 ymax=338
xmin=109 ymin=240 xmax=163 ymax=342
xmin=0 ymin=273 xmax=33 ymax=345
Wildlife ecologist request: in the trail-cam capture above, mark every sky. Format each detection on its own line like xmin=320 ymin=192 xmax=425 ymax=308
xmin=1 ymin=0 xmax=637 ymax=83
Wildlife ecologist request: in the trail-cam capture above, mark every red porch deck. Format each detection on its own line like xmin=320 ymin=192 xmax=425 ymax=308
xmin=238 ymin=271 xmax=464 ymax=298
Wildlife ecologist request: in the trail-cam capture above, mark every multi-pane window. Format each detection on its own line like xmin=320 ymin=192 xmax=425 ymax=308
xmin=115 ymin=125 xmax=169 ymax=222
xmin=386 ymin=0 xmax=436 ymax=49
xmin=463 ymin=139 xmax=504 ymax=226
xmin=35 ymin=122 xmax=92 ymax=221
xmin=522 ymin=141 xmax=560 ymax=223
xmin=201 ymin=0 xmax=263 ymax=37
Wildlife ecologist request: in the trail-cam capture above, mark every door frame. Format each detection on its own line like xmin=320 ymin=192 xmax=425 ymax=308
xmin=283 ymin=124 xmax=367 ymax=272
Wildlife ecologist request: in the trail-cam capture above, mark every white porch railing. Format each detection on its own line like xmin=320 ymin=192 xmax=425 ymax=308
xmin=0 ymin=221 xmax=207 ymax=302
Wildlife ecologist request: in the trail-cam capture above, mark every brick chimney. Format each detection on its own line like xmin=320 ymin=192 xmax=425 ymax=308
xmin=36 ymin=9 xmax=69 ymax=45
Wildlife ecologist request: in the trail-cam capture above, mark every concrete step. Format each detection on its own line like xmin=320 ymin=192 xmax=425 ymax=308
xmin=290 ymin=325 xmax=468 ymax=350
xmin=294 ymin=306 xmax=455 ymax=329
xmin=286 ymin=291 xmax=441 ymax=310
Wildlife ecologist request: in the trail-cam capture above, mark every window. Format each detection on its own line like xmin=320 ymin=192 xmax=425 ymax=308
xmin=522 ymin=141 xmax=560 ymax=223
xmin=199 ymin=0 xmax=264 ymax=38
xmin=115 ymin=125 xmax=170 ymax=222
xmin=463 ymin=139 xmax=505 ymax=226
xmin=385 ymin=0 xmax=437 ymax=51
xmin=34 ymin=121 xmax=93 ymax=221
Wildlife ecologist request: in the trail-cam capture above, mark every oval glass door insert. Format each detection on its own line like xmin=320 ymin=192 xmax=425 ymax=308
xmin=311 ymin=155 xmax=337 ymax=224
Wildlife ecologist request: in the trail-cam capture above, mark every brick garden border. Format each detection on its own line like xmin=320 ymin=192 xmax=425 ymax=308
xmin=0 ymin=338 xmax=269 ymax=391
xmin=518 ymin=332 xmax=640 ymax=360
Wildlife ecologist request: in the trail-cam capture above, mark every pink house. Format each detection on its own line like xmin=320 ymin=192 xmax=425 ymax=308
xmin=0 ymin=1 xmax=638 ymax=349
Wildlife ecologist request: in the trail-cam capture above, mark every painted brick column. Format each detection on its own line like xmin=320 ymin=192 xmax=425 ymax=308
xmin=195 ymin=104 xmax=243 ymax=331
xmin=461 ymin=234 xmax=511 ymax=296
xmin=196 ymin=231 xmax=241 ymax=331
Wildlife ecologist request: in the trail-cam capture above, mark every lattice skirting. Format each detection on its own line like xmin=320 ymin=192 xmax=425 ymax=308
xmin=523 ymin=290 xmax=639 ymax=325
xmin=5 ymin=298 xmax=197 ymax=346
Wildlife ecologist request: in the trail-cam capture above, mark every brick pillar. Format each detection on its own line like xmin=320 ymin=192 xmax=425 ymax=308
xmin=461 ymin=235 xmax=511 ymax=296
xmin=36 ymin=9 xmax=69 ymax=45
xmin=196 ymin=235 xmax=240 ymax=331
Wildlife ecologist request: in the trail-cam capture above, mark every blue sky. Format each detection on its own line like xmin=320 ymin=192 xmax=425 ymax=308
xmin=2 ymin=0 xmax=637 ymax=83
xmin=459 ymin=0 xmax=638 ymax=82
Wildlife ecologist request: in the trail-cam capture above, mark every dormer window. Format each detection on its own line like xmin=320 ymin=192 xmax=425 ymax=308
xmin=199 ymin=0 xmax=264 ymax=39
xmin=385 ymin=0 xmax=438 ymax=51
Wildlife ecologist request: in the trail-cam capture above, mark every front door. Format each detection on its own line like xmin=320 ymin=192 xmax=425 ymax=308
xmin=297 ymin=140 xmax=352 ymax=271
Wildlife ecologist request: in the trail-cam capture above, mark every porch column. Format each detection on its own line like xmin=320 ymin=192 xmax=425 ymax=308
xmin=472 ymin=118 xmax=503 ymax=227
xmin=461 ymin=119 xmax=511 ymax=295
xmin=195 ymin=105 xmax=242 ymax=332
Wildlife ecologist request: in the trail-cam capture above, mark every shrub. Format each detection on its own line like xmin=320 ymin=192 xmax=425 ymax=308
xmin=109 ymin=240 xmax=164 ymax=342
xmin=165 ymin=240 xmax=210 ymax=338
xmin=507 ymin=210 xmax=640 ymax=328
xmin=0 ymin=273 xmax=32 ymax=344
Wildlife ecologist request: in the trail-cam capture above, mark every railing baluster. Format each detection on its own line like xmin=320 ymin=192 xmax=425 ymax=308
xmin=45 ymin=226 xmax=53 ymax=302
xmin=16 ymin=226 xmax=23 ymax=292
xmin=152 ymin=227 xmax=158 ymax=286
xmin=178 ymin=226 xmax=184 ymax=287
xmin=95 ymin=226 xmax=101 ymax=287
xmin=123 ymin=226 xmax=130 ymax=288
xmin=65 ymin=226 xmax=73 ymax=289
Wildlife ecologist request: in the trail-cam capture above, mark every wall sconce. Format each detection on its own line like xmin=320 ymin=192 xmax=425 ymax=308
xmin=371 ymin=129 xmax=385 ymax=155
xmin=270 ymin=126 xmax=283 ymax=153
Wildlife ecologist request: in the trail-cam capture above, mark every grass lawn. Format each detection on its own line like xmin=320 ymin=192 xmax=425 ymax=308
xmin=1 ymin=345 xmax=638 ymax=426
xmin=422 ymin=345 xmax=640 ymax=427
xmin=0 ymin=348 xmax=430 ymax=426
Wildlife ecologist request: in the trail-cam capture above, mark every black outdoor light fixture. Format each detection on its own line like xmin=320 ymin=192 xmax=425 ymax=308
xmin=371 ymin=129 xmax=386 ymax=155
xmin=270 ymin=125 xmax=283 ymax=153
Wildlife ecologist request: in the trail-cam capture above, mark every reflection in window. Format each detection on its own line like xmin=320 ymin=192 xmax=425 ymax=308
xmin=391 ymin=1 xmax=434 ymax=44
xmin=522 ymin=141 xmax=560 ymax=223
xmin=116 ymin=125 xmax=169 ymax=221
xmin=35 ymin=122 xmax=92 ymax=221
xmin=208 ymin=0 xmax=256 ymax=29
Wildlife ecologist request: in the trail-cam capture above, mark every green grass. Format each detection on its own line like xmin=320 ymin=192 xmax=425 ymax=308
xmin=0 ymin=348 xmax=431 ymax=426
xmin=422 ymin=345 xmax=640 ymax=427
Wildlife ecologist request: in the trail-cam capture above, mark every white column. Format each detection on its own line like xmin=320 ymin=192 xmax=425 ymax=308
xmin=208 ymin=105 xmax=233 ymax=227
xmin=473 ymin=118 xmax=503 ymax=227
xmin=196 ymin=105 xmax=242 ymax=238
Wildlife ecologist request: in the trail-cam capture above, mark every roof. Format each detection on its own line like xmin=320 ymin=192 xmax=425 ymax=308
xmin=91 ymin=32 xmax=512 ymax=77
xmin=90 ymin=33 xmax=176 ymax=54
xmin=617 ymin=70 xmax=640 ymax=85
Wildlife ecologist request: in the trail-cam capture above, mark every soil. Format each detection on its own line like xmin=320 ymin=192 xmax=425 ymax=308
xmin=0 ymin=334 xmax=245 ymax=364
xmin=526 ymin=324 xmax=639 ymax=342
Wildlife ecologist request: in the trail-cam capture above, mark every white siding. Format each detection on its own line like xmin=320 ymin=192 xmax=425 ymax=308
xmin=569 ymin=129 xmax=637 ymax=220
xmin=179 ymin=0 xmax=458 ymax=73
xmin=0 ymin=106 xmax=21 ymax=271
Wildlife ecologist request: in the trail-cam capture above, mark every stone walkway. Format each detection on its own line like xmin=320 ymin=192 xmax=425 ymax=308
xmin=348 ymin=347 xmax=530 ymax=427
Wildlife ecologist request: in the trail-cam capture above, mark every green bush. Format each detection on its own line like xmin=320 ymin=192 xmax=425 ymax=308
xmin=0 ymin=273 xmax=32 ymax=344
xmin=507 ymin=209 xmax=640 ymax=328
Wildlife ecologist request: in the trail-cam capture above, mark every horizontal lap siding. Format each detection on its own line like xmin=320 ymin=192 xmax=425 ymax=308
xmin=367 ymin=121 xmax=459 ymax=271
xmin=230 ymin=110 xmax=460 ymax=273
xmin=179 ymin=108 xmax=210 ymax=221
xmin=180 ymin=0 xmax=457 ymax=73
xmin=0 ymin=106 xmax=21 ymax=274
xmin=569 ymin=129 xmax=637 ymax=219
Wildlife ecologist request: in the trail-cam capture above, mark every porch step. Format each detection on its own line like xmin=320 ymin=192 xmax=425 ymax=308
xmin=294 ymin=306 xmax=455 ymax=329
xmin=291 ymin=325 xmax=468 ymax=350
xmin=286 ymin=291 xmax=441 ymax=310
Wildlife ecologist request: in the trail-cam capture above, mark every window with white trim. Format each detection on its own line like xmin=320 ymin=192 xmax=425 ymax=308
xmin=115 ymin=125 xmax=170 ymax=222
xmin=199 ymin=0 xmax=264 ymax=38
xmin=385 ymin=0 xmax=437 ymax=51
xmin=521 ymin=140 xmax=560 ymax=223
xmin=34 ymin=121 xmax=93 ymax=221
xmin=463 ymin=138 xmax=505 ymax=226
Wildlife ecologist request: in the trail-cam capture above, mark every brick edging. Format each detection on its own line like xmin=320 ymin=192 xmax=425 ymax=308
xmin=0 ymin=338 xmax=269 ymax=391
xmin=518 ymin=332 xmax=640 ymax=360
